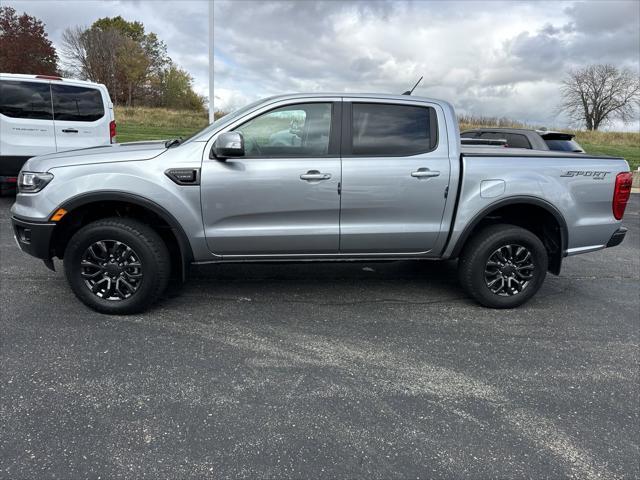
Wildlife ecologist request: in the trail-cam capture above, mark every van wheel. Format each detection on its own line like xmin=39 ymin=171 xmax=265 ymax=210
xmin=64 ymin=218 xmax=170 ymax=314
xmin=458 ymin=224 xmax=548 ymax=308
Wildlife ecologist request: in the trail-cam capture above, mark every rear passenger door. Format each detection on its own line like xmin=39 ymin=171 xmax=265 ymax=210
xmin=51 ymin=84 xmax=110 ymax=152
xmin=339 ymin=100 xmax=450 ymax=254
xmin=0 ymin=79 xmax=56 ymax=172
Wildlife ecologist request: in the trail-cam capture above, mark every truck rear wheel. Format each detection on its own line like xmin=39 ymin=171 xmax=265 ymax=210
xmin=64 ymin=217 xmax=170 ymax=314
xmin=458 ymin=224 xmax=548 ymax=308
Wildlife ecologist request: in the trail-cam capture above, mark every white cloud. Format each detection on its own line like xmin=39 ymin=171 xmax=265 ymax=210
xmin=7 ymin=0 xmax=640 ymax=128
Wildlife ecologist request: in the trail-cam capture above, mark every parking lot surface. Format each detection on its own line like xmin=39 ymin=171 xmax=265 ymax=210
xmin=1 ymin=195 xmax=638 ymax=479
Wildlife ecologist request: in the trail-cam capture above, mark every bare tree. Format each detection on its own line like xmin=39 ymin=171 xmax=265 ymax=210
xmin=61 ymin=26 xmax=123 ymax=105
xmin=560 ymin=64 xmax=639 ymax=130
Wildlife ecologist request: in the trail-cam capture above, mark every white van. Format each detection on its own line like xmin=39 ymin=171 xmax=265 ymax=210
xmin=0 ymin=73 xmax=116 ymax=193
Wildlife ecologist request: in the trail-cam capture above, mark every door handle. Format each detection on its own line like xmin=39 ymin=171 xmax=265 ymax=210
xmin=62 ymin=128 xmax=79 ymax=133
xmin=411 ymin=168 xmax=440 ymax=179
xmin=300 ymin=170 xmax=331 ymax=181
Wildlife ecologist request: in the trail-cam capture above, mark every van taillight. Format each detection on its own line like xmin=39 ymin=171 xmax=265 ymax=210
xmin=109 ymin=120 xmax=117 ymax=143
xmin=612 ymin=172 xmax=633 ymax=220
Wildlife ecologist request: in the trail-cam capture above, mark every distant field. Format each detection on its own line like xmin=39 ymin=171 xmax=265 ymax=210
xmin=116 ymin=107 xmax=640 ymax=169
xmin=115 ymin=106 xmax=209 ymax=143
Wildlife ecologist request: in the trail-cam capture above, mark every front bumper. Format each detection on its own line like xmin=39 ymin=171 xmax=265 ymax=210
xmin=11 ymin=216 xmax=56 ymax=261
xmin=606 ymin=226 xmax=627 ymax=248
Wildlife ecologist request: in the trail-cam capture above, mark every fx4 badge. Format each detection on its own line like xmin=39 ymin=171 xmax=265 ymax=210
xmin=561 ymin=170 xmax=610 ymax=180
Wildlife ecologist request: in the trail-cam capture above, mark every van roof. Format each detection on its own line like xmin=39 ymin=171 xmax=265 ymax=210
xmin=0 ymin=73 xmax=107 ymax=89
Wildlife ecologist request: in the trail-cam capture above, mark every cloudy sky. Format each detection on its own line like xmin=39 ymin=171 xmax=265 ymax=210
xmin=9 ymin=0 xmax=640 ymax=128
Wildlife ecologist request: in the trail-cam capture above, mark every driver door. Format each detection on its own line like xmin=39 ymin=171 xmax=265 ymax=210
xmin=200 ymin=100 xmax=342 ymax=256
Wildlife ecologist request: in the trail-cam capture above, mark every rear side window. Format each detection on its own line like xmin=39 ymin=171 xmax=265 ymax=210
xmin=51 ymin=84 xmax=104 ymax=122
xmin=479 ymin=132 xmax=531 ymax=149
xmin=0 ymin=80 xmax=53 ymax=120
xmin=544 ymin=139 xmax=584 ymax=152
xmin=351 ymin=103 xmax=437 ymax=156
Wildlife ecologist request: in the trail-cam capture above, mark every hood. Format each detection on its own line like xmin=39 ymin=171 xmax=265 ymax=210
xmin=23 ymin=140 xmax=168 ymax=172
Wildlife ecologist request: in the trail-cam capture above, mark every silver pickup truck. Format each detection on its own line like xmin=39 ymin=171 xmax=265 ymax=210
xmin=11 ymin=93 xmax=632 ymax=314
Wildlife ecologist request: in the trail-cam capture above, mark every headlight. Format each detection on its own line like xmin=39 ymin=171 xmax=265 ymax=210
xmin=18 ymin=171 xmax=54 ymax=193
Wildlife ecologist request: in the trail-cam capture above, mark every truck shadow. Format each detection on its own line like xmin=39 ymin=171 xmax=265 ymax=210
xmin=166 ymin=259 xmax=465 ymax=309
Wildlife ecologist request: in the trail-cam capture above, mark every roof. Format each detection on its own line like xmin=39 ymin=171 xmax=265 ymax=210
xmin=0 ymin=73 xmax=106 ymax=88
xmin=257 ymin=92 xmax=453 ymax=106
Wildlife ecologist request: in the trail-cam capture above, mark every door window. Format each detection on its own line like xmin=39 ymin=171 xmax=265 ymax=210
xmin=51 ymin=84 xmax=104 ymax=122
xmin=351 ymin=103 xmax=437 ymax=156
xmin=234 ymin=103 xmax=332 ymax=157
xmin=0 ymin=80 xmax=53 ymax=120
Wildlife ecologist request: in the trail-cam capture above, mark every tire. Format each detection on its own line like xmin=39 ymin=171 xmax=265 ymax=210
xmin=458 ymin=224 xmax=548 ymax=308
xmin=64 ymin=217 xmax=171 ymax=314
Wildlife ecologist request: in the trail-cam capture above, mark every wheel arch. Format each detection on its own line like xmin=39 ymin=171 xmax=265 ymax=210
xmin=449 ymin=196 xmax=568 ymax=275
xmin=51 ymin=191 xmax=194 ymax=281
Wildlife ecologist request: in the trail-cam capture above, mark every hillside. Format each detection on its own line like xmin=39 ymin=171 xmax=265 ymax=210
xmin=115 ymin=107 xmax=639 ymax=169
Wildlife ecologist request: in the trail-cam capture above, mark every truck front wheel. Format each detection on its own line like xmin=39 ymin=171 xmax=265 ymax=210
xmin=458 ymin=224 xmax=548 ymax=308
xmin=64 ymin=217 xmax=171 ymax=314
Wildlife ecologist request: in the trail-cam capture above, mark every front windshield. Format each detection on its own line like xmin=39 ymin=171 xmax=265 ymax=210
xmin=181 ymin=98 xmax=268 ymax=144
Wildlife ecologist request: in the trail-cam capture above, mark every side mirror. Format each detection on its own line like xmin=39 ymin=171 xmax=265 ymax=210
xmin=211 ymin=132 xmax=244 ymax=159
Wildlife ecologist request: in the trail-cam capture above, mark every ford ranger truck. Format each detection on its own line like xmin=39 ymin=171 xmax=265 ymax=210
xmin=10 ymin=94 xmax=632 ymax=314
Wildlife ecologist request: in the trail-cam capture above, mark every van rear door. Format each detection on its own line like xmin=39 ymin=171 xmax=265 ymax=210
xmin=51 ymin=83 xmax=111 ymax=153
xmin=0 ymin=79 xmax=56 ymax=176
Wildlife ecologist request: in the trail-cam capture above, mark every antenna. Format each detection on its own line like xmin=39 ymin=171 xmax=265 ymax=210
xmin=402 ymin=76 xmax=423 ymax=95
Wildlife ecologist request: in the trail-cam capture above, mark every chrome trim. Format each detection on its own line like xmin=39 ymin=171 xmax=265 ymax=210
xmin=565 ymin=245 xmax=606 ymax=256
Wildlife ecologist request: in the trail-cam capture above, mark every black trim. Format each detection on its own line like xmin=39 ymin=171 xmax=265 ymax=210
xmin=449 ymin=195 xmax=569 ymax=258
xmin=0 ymin=155 xmax=31 ymax=176
xmin=606 ymin=227 xmax=627 ymax=248
xmin=11 ymin=216 xmax=56 ymax=260
xmin=165 ymin=168 xmax=201 ymax=185
xmin=57 ymin=191 xmax=194 ymax=281
xmin=463 ymin=152 xmax=624 ymax=161
xmin=341 ymin=101 xmax=352 ymax=155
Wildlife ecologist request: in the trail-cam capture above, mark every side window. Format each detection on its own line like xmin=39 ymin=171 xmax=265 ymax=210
xmin=504 ymin=134 xmax=531 ymax=149
xmin=234 ymin=103 xmax=332 ymax=157
xmin=479 ymin=132 xmax=531 ymax=149
xmin=351 ymin=103 xmax=437 ymax=156
xmin=0 ymin=80 xmax=53 ymax=120
xmin=51 ymin=84 xmax=105 ymax=122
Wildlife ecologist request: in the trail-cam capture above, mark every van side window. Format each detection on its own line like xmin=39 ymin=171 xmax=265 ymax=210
xmin=0 ymin=80 xmax=53 ymax=120
xmin=351 ymin=103 xmax=437 ymax=156
xmin=52 ymin=84 xmax=105 ymax=122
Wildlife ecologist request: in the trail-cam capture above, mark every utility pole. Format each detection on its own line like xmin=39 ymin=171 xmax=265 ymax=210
xmin=208 ymin=0 xmax=215 ymax=123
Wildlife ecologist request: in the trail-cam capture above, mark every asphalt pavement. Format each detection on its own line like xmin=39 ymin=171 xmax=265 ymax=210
xmin=1 ymin=195 xmax=638 ymax=479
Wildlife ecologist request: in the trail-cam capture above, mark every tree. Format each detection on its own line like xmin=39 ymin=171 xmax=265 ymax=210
xmin=560 ymin=64 xmax=640 ymax=130
xmin=118 ymin=37 xmax=150 ymax=107
xmin=62 ymin=16 xmax=171 ymax=106
xmin=62 ymin=25 xmax=123 ymax=102
xmin=0 ymin=6 xmax=58 ymax=75
xmin=61 ymin=16 xmax=203 ymax=111
xmin=159 ymin=65 xmax=205 ymax=110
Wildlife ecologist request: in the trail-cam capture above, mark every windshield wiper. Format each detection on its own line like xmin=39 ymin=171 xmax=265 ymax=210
xmin=164 ymin=138 xmax=183 ymax=148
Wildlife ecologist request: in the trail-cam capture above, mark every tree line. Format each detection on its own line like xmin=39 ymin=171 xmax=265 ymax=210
xmin=0 ymin=7 xmax=205 ymax=111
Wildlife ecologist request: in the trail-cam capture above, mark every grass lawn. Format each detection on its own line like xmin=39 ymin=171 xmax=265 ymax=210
xmin=578 ymin=143 xmax=639 ymax=170
xmin=116 ymin=106 xmax=640 ymax=170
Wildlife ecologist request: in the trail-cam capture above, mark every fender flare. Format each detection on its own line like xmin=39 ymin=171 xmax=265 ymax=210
xmin=449 ymin=195 xmax=569 ymax=259
xmin=57 ymin=191 xmax=194 ymax=281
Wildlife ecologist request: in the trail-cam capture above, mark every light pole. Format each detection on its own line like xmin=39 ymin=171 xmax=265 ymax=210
xmin=208 ymin=0 xmax=215 ymax=123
